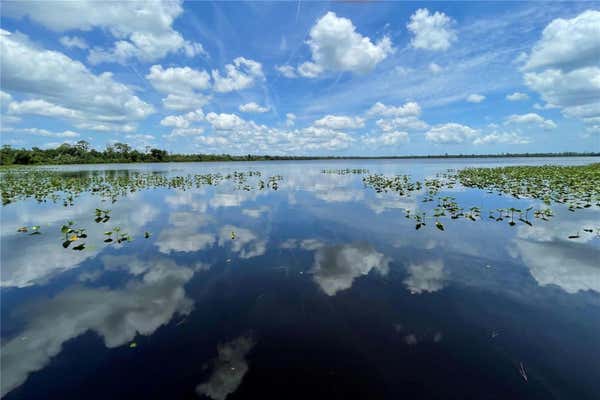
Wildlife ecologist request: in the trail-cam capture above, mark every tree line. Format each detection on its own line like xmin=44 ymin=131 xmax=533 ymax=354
xmin=1 ymin=141 xmax=598 ymax=166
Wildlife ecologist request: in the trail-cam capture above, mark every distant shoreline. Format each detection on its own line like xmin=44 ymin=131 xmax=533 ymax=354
xmin=1 ymin=143 xmax=599 ymax=166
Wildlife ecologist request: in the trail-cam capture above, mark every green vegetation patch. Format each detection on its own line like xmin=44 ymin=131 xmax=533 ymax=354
xmin=362 ymin=163 xmax=600 ymax=237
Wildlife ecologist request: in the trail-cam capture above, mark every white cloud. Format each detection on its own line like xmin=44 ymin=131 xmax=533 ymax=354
xmin=466 ymin=94 xmax=485 ymax=103
xmin=506 ymin=92 xmax=529 ymax=101
xmin=285 ymin=113 xmax=296 ymax=127
xmin=275 ymin=64 xmax=297 ymax=78
xmin=206 ymin=112 xmax=246 ymax=131
xmin=523 ymin=10 xmax=600 ymax=71
xmin=376 ymin=117 xmax=429 ymax=132
xmin=366 ymin=101 xmax=421 ymax=118
xmin=297 ymin=61 xmax=324 ymax=78
xmin=505 ymin=113 xmax=556 ymax=129
xmin=162 ymin=93 xmax=211 ymax=111
xmin=5 ymin=1 xmax=205 ymax=64
xmin=522 ymin=10 xmax=600 ymax=130
xmin=313 ymin=115 xmax=364 ymax=130
xmin=404 ymin=259 xmax=446 ymax=294
xmin=195 ymin=334 xmax=255 ymax=400
xmin=6 ymin=0 xmax=204 ymax=64
xmin=428 ymin=62 xmax=443 ymax=74
xmin=295 ymin=11 xmax=393 ymax=77
xmin=163 ymin=127 xmax=205 ymax=140
xmin=524 ymin=67 xmax=600 ymax=124
xmin=311 ymin=243 xmax=390 ymax=296
xmin=362 ymin=131 xmax=409 ymax=146
xmin=0 ymin=90 xmax=12 ymax=106
xmin=160 ymin=109 xmax=204 ymax=128
xmin=8 ymin=99 xmax=82 ymax=119
xmin=189 ymin=118 xmax=354 ymax=155
xmin=366 ymin=102 xmax=428 ymax=133
xmin=407 ymin=8 xmax=457 ymax=51
xmin=59 ymin=35 xmax=88 ymax=49
xmin=1 ymin=30 xmax=153 ymax=131
xmin=146 ymin=65 xmax=212 ymax=112
xmin=473 ymin=132 xmax=531 ymax=145
xmin=239 ymin=102 xmax=269 ymax=113
xmin=425 ymin=123 xmax=479 ymax=144
xmin=212 ymin=57 xmax=264 ymax=93
xmin=16 ymin=127 xmax=80 ymax=138
xmin=146 ymin=65 xmax=211 ymax=94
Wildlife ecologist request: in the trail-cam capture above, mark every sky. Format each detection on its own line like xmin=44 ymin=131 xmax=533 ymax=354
xmin=0 ymin=1 xmax=599 ymax=156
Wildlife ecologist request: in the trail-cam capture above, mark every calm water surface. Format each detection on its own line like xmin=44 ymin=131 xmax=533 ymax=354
xmin=1 ymin=158 xmax=599 ymax=399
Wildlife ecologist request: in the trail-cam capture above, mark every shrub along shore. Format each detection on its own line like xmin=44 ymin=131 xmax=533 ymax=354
xmin=1 ymin=141 xmax=598 ymax=166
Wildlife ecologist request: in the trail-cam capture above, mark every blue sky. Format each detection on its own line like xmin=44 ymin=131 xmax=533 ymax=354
xmin=1 ymin=1 xmax=599 ymax=156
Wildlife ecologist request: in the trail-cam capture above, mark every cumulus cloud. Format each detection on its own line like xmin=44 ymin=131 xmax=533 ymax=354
xmin=407 ymin=8 xmax=457 ymax=51
xmin=403 ymin=259 xmax=447 ymax=294
xmin=523 ymin=10 xmax=600 ymax=71
xmin=0 ymin=256 xmax=195 ymax=397
xmin=147 ymin=65 xmax=211 ymax=94
xmin=1 ymin=30 xmax=153 ymax=131
xmin=291 ymin=12 xmax=393 ymax=78
xmin=362 ymin=131 xmax=409 ymax=147
xmin=59 ymin=35 xmax=88 ymax=49
xmin=366 ymin=101 xmax=421 ymax=118
xmin=206 ymin=112 xmax=246 ymax=131
xmin=13 ymin=127 xmax=80 ymax=138
xmin=473 ymin=132 xmax=531 ymax=145
xmin=162 ymin=93 xmax=211 ymax=111
xmin=522 ymin=10 xmax=600 ymax=131
xmin=425 ymin=123 xmax=478 ymax=144
xmin=239 ymin=102 xmax=270 ymax=113
xmin=189 ymin=117 xmax=354 ymax=155
xmin=4 ymin=0 xmax=205 ymax=64
xmin=195 ymin=334 xmax=255 ymax=400
xmin=311 ymin=242 xmax=390 ymax=296
xmin=505 ymin=113 xmax=556 ymax=130
xmin=506 ymin=92 xmax=529 ymax=101
xmin=466 ymin=94 xmax=485 ymax=103
xmin=212 ymin=57 xmax=264 ymax=93
xmin=146 ymin=65 xmax=212 ymax=111
xmin=313 ymin=115 xmax=365 ymax=130
xmin=376 ymin=117 xmax=429 ymax=132
xmin=160 ymin=109 xmax=204 ymax=129
xmin=285 ymin=113 xmax=296 ymax=127
xmin=275 ymin=64 xmax=297 ymax=78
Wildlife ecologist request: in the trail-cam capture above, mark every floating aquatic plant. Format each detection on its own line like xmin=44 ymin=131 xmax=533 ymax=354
xmin=362 ymin=163 xmax=599 ymax=236
xmin=61 ymin=221 xmax=87 ymax=250
xmin=0 ymin=169 xmax=283 ymax=206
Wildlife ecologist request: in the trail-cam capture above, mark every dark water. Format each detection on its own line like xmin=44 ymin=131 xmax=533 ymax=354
xmin=1 ymin=158 xmax=599 ymax=400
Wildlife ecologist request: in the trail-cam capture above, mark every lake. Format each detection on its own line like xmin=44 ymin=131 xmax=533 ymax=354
xmin=1 ymin=158 xmax=599 ymax=399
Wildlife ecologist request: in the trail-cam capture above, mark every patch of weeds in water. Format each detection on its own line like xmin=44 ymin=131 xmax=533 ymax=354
xmin=0 ymin=169 xmax=283 ymax=206
xmin=363 ymin=163 xmax=600 ymax=237
xmin=321 ymin=168 xmax=369 ymax=175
